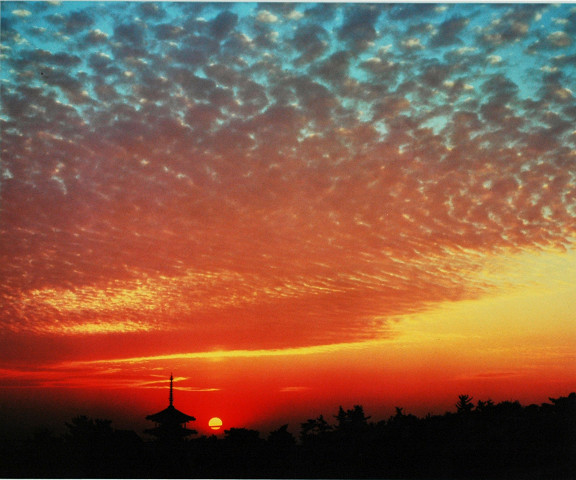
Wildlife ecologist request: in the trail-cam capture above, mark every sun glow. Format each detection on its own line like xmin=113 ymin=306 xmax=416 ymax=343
xmin=209 ymin=417 xmax=223 ymax=430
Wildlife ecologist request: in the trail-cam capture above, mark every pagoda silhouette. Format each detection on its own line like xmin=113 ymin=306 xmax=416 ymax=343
xmin=145 ymin=374 xmax=196 ymax=442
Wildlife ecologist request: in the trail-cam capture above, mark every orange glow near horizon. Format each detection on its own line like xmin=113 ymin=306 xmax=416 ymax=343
xmin=2 ymin=246 xmax=574 ymax=435
xmin=1 ymin=247 xmax=575 ymax=437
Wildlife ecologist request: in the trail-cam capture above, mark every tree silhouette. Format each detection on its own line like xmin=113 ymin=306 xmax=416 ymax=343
xmin=266 ymin=425 xmax=296 ymax=477
xmin=455 ymin=394 xmax=474 ymax=413
xmin=475 ymin=399 xmax=495 ymax=413
xmin=334 ymin=405 xmax=371 ymax=431
xmin=1 ymin=393 xmax=575 ymax=478
xmin=62 ymin=415 xmax=136 ymax=477
xmin=221 ymin=427 xmax=266 ymax=476
xmin=224 ymin=427 xmax=262 ymax=443
xmin=300 ymin=414 xmax=332 ymax=442
xmin=388 ymin=406 xmax=419 ymax=428
xmin=65 ymin=415 xmax=114 ymax=443
xmin=268 ymin=424 xmax=296 ymax=449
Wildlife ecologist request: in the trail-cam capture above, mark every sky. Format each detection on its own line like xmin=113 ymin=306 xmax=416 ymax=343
xmin=1 ymin=1 xmax=575 ymax=438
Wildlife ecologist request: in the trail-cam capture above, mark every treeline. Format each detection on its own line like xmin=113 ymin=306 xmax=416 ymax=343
xmin=1 ymin=393 xmax=574 ymax=478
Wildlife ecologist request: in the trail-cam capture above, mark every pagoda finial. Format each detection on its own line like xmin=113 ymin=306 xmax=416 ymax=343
xmin=169 ymin=373 xmax=173 ymax=406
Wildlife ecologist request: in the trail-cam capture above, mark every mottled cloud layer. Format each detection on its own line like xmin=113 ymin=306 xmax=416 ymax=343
xmin=1 ymin=3 xmax=575 ymax=363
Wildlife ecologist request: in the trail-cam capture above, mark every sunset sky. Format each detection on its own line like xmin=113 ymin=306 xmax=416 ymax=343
xmin=1 ymin=1 xmax=575 ymax=438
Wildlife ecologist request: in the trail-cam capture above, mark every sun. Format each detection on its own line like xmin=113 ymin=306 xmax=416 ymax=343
xmin=208 ymin=417 xmax=223 ymax=431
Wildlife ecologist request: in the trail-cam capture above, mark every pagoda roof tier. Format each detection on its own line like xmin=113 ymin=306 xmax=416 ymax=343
xmin=146 ymin=405 xmax=196 ymax=424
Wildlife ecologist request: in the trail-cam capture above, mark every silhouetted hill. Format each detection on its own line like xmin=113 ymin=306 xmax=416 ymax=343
xmin=1 ymin=393 xmax=574 ymax=478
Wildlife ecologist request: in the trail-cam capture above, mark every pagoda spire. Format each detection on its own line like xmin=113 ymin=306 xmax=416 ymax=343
xmin=145 ymin=373 xmax=196 ymax=442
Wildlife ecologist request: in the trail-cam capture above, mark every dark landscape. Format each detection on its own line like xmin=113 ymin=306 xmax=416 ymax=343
xmin=1 ymin=393 xmax=574 ymax=479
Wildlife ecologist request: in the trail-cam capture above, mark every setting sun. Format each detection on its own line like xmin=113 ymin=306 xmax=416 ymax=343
xmin=209 ymin=417 xmax=223 ymax=431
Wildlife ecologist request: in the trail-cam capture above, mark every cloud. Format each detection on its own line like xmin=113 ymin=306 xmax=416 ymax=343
xmin=47 ymin=9 xmax=94 ymax=35
xmin=0 ymin=365 xmax=220 ymax=391
xmin=1 ymin=2 xmax=575 ymax=365
xmin=291 ymin=23 xmax=329 ymax=65
xmin=372 ymin=95 xmax=411 ymax=121
xmin=546 ymin=31 xmax=572 ymax=48
xmin=209 ymin=11 xmax=238 ymax=40
xmin=256 ymin=10 xmax=278 ymax=24
xmin=359 ymin=56 xmax=400 ymax=85
xmin=286 ymin=10 xmax=304 ymax=22
xmin=338 ymin=5 xmax=381 ymax=51
xmin=419 ymin=63 xmax=454 ymax=88
xmin=313 ymin=51 xmax=351 ymax=85
xmin=389 ymin=4 xmax=439 ymax=21
xmin=84 ymin=28 xmax=109 ymax=45
xmin=63 ymin=340 xmax=393 ymax=367
xmin=481 ymin=74 xmax=519 ymax=102
xmin=138 ymin=2 xmax=166 ymax=20
xmin=453 ymin=371 xmax=525 ymax=382
xmin=12 ymin=9 xmax=32 ymax=17
xmin=400 ymin=37 xmax=424 ymax=50
xmin=14 ymin=48 xmax=82 ymax=68
xmin=113 ymin=21 xmax=146 ymax=46
xmin=155 ymin=23 xmax=185 ymax=41
xmin=280 ymin=386 xmax=312 ymax=393
xmin=477 ymin=4 xmax=545 ymax=48
xmin=429 ymin=16 xmax=469 ymax=47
